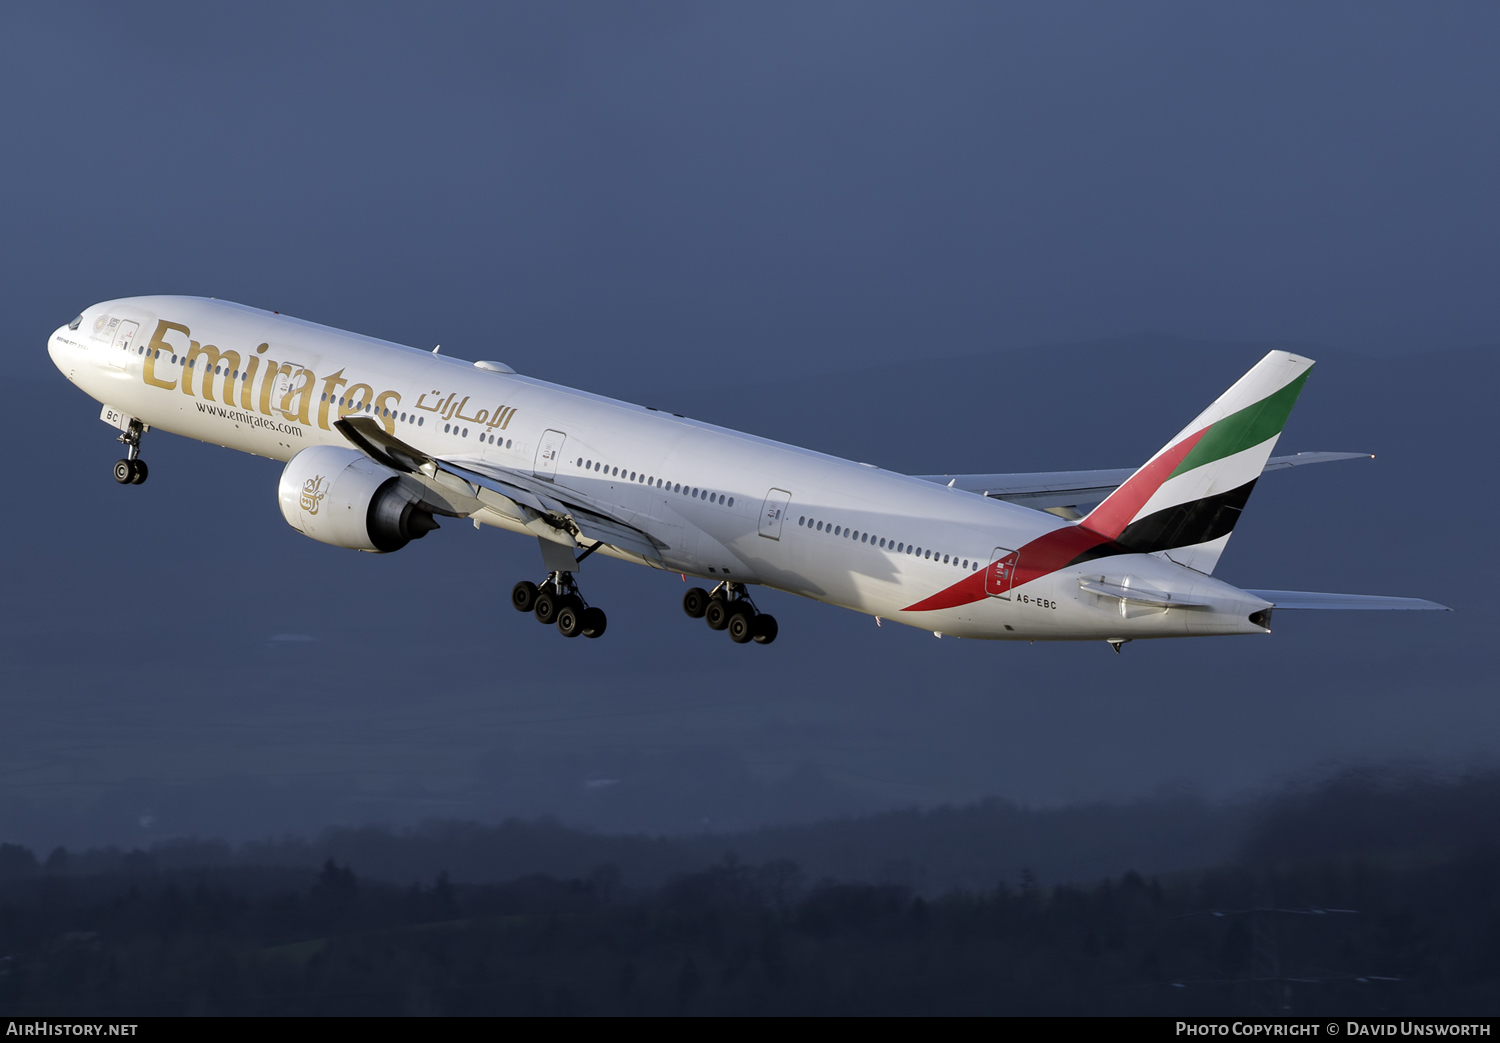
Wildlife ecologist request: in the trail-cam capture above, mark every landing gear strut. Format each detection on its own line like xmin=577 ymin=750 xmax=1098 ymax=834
xmin=512 ymin=572 xmax=606 ymax=639
xmin=112 ymin=419 xmax=148 ymax=485
xmin=683 ymin=582 xmax=777 ymax=645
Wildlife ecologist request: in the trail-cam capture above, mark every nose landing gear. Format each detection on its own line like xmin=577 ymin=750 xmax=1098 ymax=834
xmin=512 ymin=572 xmax=606 ymax=639
xmin=112 ymin=418 xmax=149 ymax=485
xmin=683 ymin=583 xmax=777 ymax=645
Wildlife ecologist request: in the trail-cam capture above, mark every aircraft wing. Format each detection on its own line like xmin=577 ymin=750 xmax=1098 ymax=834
xmin=1244 ymin=590 xmax=1451 ymax=611
xmin=446 ymin=457 xmax=670 ymax=564
xmin=334 ymin=417 xmax=668 ymax=563
xmin=913 ymin=452 xmax=1373 ymax=513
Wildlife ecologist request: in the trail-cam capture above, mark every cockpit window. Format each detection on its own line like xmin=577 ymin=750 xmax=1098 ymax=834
xmin=67 ymin=315 xmax=82 ymax=330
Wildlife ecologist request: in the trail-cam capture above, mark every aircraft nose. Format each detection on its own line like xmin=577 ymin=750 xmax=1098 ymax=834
xmin=49 ymin=317 xmax=82 ymax=376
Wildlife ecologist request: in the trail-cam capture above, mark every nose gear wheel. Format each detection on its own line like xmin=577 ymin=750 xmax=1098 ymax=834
xmin=111 ymin=419 xmax=149 ymax=485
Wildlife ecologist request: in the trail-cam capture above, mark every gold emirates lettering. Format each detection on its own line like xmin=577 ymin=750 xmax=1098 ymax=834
xmin=140 ymin=320 xmax=521 ymax=437
xmin=141 ymin=320 xmax=403 ymax=435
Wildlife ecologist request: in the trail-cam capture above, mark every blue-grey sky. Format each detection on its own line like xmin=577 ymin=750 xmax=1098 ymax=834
xmin=0 ymin=3 xmax=1495 ymax=849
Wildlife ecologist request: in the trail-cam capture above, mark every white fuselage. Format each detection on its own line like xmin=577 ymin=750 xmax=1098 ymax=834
xmin=49 ymin=296 xmax=1269 ymax=641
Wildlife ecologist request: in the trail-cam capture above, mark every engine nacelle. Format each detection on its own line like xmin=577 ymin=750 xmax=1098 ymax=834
xmin=278 ymin=445 xmax=439 ymax=552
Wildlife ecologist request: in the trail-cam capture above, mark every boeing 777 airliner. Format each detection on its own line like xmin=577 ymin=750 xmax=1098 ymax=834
xmin=49 ymin=297 xmax=1447 ymax=648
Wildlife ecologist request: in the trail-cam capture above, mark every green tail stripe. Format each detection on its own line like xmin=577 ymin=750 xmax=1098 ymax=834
xmin=1168 ymin=368 xmax=1312 ymax=480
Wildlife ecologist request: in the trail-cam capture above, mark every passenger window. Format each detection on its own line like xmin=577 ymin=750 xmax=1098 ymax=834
xmin=728 ymin=497 xmax=734 ymax=507
xmin=419 ymin=417 xmax=424 ymax=426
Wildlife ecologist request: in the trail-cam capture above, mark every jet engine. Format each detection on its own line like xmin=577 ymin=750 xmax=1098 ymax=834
xmin=278 ymin=445 xmax=439 ymax=552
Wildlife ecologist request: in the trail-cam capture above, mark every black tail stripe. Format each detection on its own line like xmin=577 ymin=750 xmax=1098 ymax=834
xmin=1117 ymin=478 xmax=1258 ymax=553
xmin=1063 ymin=478 xmax=1259 ymax=567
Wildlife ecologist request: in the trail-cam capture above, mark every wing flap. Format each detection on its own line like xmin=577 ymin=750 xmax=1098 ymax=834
xmin=333 ymin=419 xmax=667 ymax=563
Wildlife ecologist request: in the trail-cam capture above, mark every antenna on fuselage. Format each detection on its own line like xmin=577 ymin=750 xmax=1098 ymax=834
xmin=432 ymin=344 xmax=441 ymax=354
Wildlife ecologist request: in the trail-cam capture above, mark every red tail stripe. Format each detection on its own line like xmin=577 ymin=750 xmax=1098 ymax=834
xmin=902 ymin=429 xmax=1210 ymax=613
xmin=1080 ymin=427 xmax=1207 ymax=539
xmin=901 ymin=524 xmax=1115 ymax=613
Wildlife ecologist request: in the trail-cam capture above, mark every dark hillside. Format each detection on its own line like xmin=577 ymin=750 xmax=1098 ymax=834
xmin=1 ymin=767 xmax=1496 ymax=1015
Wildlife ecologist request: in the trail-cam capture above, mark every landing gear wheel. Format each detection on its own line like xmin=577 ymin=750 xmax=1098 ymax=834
xmin=683 ymin=587 xmax=710 ymax=619
xmin=752 ymin=614 xmax=778 ymax=645
xmin=533 ymin=591 xmax=560 ymax=625
xmin=704 ymin=599 xmax=732 ymax=631
xmin=113 ymin=459 xmax=135 ymax=484
xmin=129 ymin=460 xmax=148 ymax=485
xmin=728 ymin=611 xmax=755 ymax=643
xmin=556 ymin=602 xmax=584 ymax=638
xmin=581 ymin=607 xmax=607 ymax=639
xmin=511 ymin=581 xmax=539 ymax=613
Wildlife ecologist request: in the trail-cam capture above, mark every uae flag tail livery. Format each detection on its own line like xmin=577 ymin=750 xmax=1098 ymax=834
xmin=1079 ymin=350 xmax=1312 ymax=575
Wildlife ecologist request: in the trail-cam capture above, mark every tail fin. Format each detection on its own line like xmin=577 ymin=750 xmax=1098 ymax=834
xmin=1080 ymin=350 xmax=1314 ymax=574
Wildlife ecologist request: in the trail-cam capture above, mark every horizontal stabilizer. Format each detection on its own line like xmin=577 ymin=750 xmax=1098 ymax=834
xmin=1260 ymin=451 xmax=1373 ymax=472
xmin=915 ymin=452 xmax=1370 ymax=510
xmin=1244 ymin=589 xmax=1451 ymax=611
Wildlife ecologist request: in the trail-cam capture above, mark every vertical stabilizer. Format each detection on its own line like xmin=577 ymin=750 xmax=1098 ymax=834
xmin=1080 ymin=351 xmax=1313 ymax=574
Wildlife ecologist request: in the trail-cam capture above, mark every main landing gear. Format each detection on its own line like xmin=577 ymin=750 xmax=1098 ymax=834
xmin=512 ymin=572 xmax=607 ymax=639
xmin=112 ymin=419 xmax=149 ymax=485
xmin=682 ymin=583 xmax=777 ymax=645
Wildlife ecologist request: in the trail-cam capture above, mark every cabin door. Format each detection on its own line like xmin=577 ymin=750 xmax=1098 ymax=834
xmin=985 ymin=547 xmax=1019 ymax=599
xmin=534 ymin=429 xmax=567 ymax=479
xmin=758 ymin=489 xmax=792 ymax=540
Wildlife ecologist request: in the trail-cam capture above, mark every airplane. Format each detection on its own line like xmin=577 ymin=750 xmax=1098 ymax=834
xmin=48 ymin=296 xmax=1448 ymax=650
